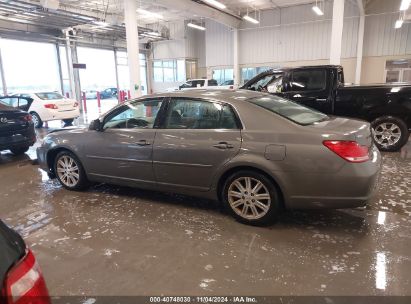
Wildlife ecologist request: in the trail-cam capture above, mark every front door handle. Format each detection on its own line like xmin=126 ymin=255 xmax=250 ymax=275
xmin=213 ymin=142 xmax=234 ymax=150
xmin=137 ymin=140 xmax=151 ymax=146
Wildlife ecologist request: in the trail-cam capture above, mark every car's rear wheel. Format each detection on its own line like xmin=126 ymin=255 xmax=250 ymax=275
xmin=10 ymin=146 xmax=30 ymax=155
xmin=54 ymin=151 xmax=89 ymax=191
xmin=371 ymin=116 xmax=409 ymax=152
xmin=62 ymin=119 xmax=74 ymax=126
xmin=30 ymin=112 xmax=43 ymax=128
xmin=222 ymin=170 xmax=280 ymax=226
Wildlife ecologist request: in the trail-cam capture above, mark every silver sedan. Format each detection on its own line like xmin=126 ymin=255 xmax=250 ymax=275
xmin=37 ymin=90 xmax=381 ymax=226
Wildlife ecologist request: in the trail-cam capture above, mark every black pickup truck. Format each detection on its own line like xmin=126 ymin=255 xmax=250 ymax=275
xmin=241 ymin=65 xmax=411 ymax=152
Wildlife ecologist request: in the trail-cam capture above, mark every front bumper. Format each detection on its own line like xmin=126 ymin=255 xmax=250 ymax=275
xmin=36 ymin=146 xmax=50 ymax=172
xmin=283 ymin=146 xmax=382 ymax=209
xmin=0 ymin=126 xmax=36 ymax=151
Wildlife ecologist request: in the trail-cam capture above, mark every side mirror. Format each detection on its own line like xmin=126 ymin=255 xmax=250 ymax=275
xmin=89 ymin=119 xmax=102 ymax=131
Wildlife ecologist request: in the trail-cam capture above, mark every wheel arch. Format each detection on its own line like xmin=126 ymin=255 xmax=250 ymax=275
xmin=46 ymin=147 xmax=82 ymax=175
xmin=216 ymin=165 xmax=286 ymax=209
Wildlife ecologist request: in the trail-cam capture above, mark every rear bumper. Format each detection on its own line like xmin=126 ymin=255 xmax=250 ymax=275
xmin=41 ymin=108 xmax=80 ymax=122
xmin=282 ymin=146 xmax=382 ymax=209
xmin=0 ymin=126 xmax=36 ymax=151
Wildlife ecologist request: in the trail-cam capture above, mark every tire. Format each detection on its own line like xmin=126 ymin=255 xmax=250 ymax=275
xmin=371 ymin=116 xmax=409 ymax=152
xmin=63 ymin=119 xmax=74 ymax=126
xmin=10 ymin=146 xmax=30 ymax=155
xmin=30 ymin=112 xmax=43 ymax=128
xmin=54 ymin=150 xmax=89 ymax=191
xmin=222 ymin=170 xmax=280 ymax=226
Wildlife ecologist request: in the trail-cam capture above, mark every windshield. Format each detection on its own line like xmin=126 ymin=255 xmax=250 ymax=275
xmin=35 ymin=92 xmax=64 ymax=100
xmin=248 ymin=95 xmax=328 ymax=125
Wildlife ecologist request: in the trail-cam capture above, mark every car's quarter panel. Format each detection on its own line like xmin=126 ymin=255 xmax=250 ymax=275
xmin=153 ymin=129 xmax=242 ymax=191
xmin=82 ymin=129 xmax=157 ymax=186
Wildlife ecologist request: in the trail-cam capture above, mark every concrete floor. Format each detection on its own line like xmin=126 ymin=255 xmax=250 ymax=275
xmin=0 ymin=121 xmax=410 ymax=297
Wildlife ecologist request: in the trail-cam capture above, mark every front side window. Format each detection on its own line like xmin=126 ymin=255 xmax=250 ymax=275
xmin=248 ymin=95 xmax=328 ymax=125
xmin=290 ymin=69 xmax=326 ymax=91
xmin=164 ymin=99 xmax=238 ymax=129
xmin=103 ymin=99 xmax=163 ymax=129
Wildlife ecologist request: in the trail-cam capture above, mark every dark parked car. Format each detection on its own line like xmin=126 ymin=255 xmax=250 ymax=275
xmin=241 ymin=65 xmax=411 ymax=151
xmin=37 ymin=90 xmax=381 ymax=226
xmin=0 ymin=220 xmax=50 ymax=303
xmin=100 ymin=88 xmax=118 ymax=99
xmin=0 ymin=101 xmax=36 ymax=155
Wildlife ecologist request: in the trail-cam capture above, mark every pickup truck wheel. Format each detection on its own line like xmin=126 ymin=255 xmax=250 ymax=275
xmin=371 ymin=116 xmax=409 ymax=152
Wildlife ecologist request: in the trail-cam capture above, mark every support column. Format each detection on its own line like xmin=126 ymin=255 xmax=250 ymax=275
xmin=233 ymin=29 xmax=240 ymax=89
xmin=65 ymin=32 xmax=76 ymax=100
xmin=113 ymin=49 xmax=121 ymax=103
xmin=146 ymin=50 xmax=154 ymax=94
xmin=70 ymin=45 xmax=82 ymax=104
xmin=124 ymin=0 xmax=141 ymax=98
xmin=355 ymin=0 xmax=365 ymax=84
xmin=329 ymin=0 xmax=345 ymax=65
xmin=55 ymin=43 xmax=65 ymax=95
xmin=0 ymin=44 xmax=7 ymax=96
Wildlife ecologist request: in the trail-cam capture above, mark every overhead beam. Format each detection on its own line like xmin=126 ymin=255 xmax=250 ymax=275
xmin=355 ymin=0 xmax=365 ymax=84
xmin=155 ymin=0 xmax=241 ymax=29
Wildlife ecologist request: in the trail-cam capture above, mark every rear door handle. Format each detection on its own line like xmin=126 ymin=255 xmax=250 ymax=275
xmin=137 ymin=140 xmax=151 ymax=146
xmin=213 ymin=142 xmax=234 ymax=150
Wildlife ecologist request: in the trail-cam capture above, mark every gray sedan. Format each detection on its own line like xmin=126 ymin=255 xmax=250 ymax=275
xmin=37 ymin=90 xmax=381 ymax=225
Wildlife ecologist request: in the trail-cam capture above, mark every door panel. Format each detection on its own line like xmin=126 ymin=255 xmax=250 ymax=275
xmin=153 ymin=129 xmax=241 ymax=190
xmin=82 ymin=98 xmax=164 ymax=186
xmin=84 ymin=129 xmax=157 ymax=185
xmin=153 ymin=98 xmax=242 ymax=190
xmin=284 ymin=69 xmax=332 ymax=114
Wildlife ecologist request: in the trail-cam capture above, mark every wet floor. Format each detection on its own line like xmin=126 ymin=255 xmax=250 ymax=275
xmin=0 ymin=124 xmax=410 ymax=296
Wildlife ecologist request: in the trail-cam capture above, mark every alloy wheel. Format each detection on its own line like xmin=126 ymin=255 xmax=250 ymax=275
xmin=227 ymin=177 xmax=271 ymax=220
xmin=32 ymin=114 xmax=39 ymax=127
xmin=56 ymin=155 xmax=80 ymax=187
xmin=373 ymin=122 xmax=402 ymax=148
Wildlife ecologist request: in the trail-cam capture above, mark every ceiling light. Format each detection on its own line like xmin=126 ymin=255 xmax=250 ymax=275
xmin=243 ymin=15 xmax=259 ymax=24
xmin=93 ymin=20 xmax=109 ymax=27
xmin=400 ymin=0 xmax=411 ymax=11
xmin=137 ymin=8 xmax=163 ymax=19
xmin=203 ymin=0 xmax=226 ymax=9
xmin=395 ymin=19 xmax=404 ymax=28
xmin=187 ymin=22 xmax=206 ymax=30
xmin=312 ymin=5 xmax=324 ymax=16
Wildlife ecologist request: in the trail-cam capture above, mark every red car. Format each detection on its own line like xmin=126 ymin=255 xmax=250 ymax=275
xmin=0 ymin=220 xmax=50 ymax=304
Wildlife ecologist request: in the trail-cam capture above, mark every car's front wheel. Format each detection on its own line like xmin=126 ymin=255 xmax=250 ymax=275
xmin=371 ymin=116 xmax=409 ymax=152
xmin=222 ymin=170 xmax=280 ymax=226
xmin=54 ymin=151 xmax=89 ymax=191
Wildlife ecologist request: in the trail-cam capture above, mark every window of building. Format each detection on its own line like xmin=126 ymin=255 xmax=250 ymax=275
xmin=212 ymin=69 xmax=233 ymax=85
xmin=153 ymin=59 xmax=186 ymax=83
xmin=385 ymin=59 xmax=411 ymax=83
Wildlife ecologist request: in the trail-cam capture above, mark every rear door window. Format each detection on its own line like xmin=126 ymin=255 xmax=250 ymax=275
xmin=290 ymin=69 xmax=326 ymax=91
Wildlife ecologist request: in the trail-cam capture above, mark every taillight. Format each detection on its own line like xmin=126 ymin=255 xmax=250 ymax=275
xmin=323 ymin=140 xmax=370 ymax=163
xmin=44 ymin=104 xmax=58 ymax=109
xmin=73 ymin=102 xmax=79 ymax=108
xmin=3 ymin=250 xmax=50 ymax=304
xmin=22 ymin=115 xmax=32 ymax=122
xmin=229 ymin=85 xmax=234 ymax=89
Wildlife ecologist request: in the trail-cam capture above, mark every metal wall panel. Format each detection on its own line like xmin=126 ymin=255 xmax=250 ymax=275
xmin=205 ymin=19 xmax=233 ymax=67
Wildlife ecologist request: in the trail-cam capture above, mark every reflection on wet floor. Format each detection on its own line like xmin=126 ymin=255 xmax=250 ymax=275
xmin=0 ymin=127 xmax=410 ymax=296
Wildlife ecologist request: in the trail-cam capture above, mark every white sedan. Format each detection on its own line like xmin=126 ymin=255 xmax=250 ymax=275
xmin=13 ymin=92 xmax=80 ymax=128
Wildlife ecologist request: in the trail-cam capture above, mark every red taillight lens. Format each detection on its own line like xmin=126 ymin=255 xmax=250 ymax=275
xmin=323 ymin=140 xmax=370 ymax=163
xmin=229 ymin=85 xmax=234 ymax=89
xmin=22 ymin=115 xmax=32 ymax=122
xmin=3 ymin=250 xmax=50 ymax=304
xmin=44 ymin=104 xmax=58 ymax=109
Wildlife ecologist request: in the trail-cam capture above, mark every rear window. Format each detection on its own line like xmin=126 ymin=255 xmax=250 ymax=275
xmin=35 ymin=92 xmax=64 ymax=100
xmin=248 ymin=95 xmax=328 ymax=125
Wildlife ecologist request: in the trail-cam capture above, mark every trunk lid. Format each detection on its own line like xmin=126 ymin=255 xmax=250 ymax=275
xmin=0 ymin=221 xmax=26 ymax=285
xmin=308 ymin=116 xmax=372 ymax=147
